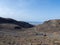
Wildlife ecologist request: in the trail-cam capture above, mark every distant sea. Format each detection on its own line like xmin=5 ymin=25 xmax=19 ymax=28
xmin=28 ymin=22 xmax=43 ymax=25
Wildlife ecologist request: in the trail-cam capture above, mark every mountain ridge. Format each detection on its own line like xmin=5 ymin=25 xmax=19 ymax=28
xmin=0 ymin=17 xmax=34 ymax=30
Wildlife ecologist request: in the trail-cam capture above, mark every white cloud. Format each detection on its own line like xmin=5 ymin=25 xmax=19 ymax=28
xmin=0 ymin=5 xmax=14 ymax=17
xmin=0 ymin=3 xmax=35 ymax=21
xmin=0 ymin=0 xmax=42 ymax=21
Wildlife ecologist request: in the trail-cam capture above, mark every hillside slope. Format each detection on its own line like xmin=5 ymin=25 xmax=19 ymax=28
xmin=0 ymin=19 xmax=60 ymax=45
xmin=0 ymin=17 xmax=34 ymax=30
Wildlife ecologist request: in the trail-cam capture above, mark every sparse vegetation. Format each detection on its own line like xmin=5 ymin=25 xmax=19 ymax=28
xmin=0 ymin=18 xmax=60 ymax=45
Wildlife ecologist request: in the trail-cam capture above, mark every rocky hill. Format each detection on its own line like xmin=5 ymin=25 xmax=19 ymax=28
xmin=35 ymin=19 xmax=60 ymax=32
xmin=0 ymin=17 xmax=34 ymax=30
xmin=0 ymin=19 xmax=60 ymax=45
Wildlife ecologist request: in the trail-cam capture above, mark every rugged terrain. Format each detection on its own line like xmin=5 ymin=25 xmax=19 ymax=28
xmin=0 ymin=18 xmax=60 ymax=45
xmin=0 ymin=17 xmax=34 ymax=29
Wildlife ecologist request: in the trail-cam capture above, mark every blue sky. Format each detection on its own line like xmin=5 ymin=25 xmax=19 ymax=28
xmin=0 ymin=0 xmax=60 ymax=22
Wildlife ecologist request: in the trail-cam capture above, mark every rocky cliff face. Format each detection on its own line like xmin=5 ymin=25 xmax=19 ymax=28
xmin=0 ymin=19 xmax=60 ymax=45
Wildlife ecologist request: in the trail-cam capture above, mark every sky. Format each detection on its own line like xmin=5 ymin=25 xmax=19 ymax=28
xmin=0 ymin=0 xmax=60 ymax=22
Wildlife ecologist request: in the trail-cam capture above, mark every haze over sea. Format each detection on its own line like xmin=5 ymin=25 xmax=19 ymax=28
xmin=27 ymin=21 xmax=43 ymax=25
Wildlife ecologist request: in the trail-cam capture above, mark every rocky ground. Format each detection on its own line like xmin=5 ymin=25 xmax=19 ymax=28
xmin=0 ymin=18 xmax=60 ymax=45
